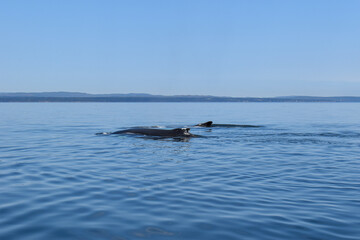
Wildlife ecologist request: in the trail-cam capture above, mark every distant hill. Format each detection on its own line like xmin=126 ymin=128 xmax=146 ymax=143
xmin=274 ymin=96 xmax=360 ymax=102
xmin=0 ymin=92 xmax=156 ymax=98
xmin=0 ymin=92 xmax=360 ymax=102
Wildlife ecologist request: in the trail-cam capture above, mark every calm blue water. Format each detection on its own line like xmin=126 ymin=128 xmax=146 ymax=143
xmin=1 ymin=103 xmax=360 ymax=240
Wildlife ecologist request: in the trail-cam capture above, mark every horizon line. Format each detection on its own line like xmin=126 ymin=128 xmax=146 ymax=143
xmin=1 ymin=91 xmax=360 ymax=98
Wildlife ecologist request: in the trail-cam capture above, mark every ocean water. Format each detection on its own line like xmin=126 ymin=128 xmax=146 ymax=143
xmin=0 ymin=103 xmax=360 ymax=240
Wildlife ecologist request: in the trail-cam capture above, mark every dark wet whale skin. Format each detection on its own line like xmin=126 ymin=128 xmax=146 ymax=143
xmin=196 ymin=121 xmax=261 ymax=128
xmin=111 ymin=128 xmax=193 ymax=137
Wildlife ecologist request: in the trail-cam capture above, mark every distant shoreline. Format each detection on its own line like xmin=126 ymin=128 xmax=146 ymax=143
xmin=1 ymin=95 xmax=360 ymax=103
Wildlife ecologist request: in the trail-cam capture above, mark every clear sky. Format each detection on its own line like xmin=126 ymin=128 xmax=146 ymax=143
xmin=1 ymin=0 xmax=359 ymax=97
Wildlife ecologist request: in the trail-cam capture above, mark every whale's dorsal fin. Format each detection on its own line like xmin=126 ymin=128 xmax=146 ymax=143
xmin=196 ymin=121 xmax=213 ymax=127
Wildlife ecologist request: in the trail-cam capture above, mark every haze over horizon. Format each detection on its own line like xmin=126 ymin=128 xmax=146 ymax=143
xmin=1 ymin=0 xmax=360 ymax=97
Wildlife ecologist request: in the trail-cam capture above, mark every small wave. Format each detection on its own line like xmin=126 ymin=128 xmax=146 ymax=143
xmin=254 ymin=131 xmax=360 ymax=139
xmin=213 ymin=124 xmax=262 ymax=128
xmin=95 ymin=132 xmax=112 ymax=135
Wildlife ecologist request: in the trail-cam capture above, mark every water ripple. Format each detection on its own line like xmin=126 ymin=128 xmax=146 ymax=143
xmin=1 ymin=103 xmax=360 ymax=239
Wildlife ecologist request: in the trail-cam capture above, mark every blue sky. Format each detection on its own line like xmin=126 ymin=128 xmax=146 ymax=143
xmin=1 ymin=0 xmax=359 ymax=97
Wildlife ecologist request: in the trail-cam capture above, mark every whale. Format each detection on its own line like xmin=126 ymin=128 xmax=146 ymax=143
xmin=195 ymin=121 xmax=213 ymax=127
xmin=96 ymin=121 xmax=262 ymax=138
xmin=195 ymin=121 xmax=261 ymax=128
xmin=97 ymin=127 xmax=195 ymax=137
